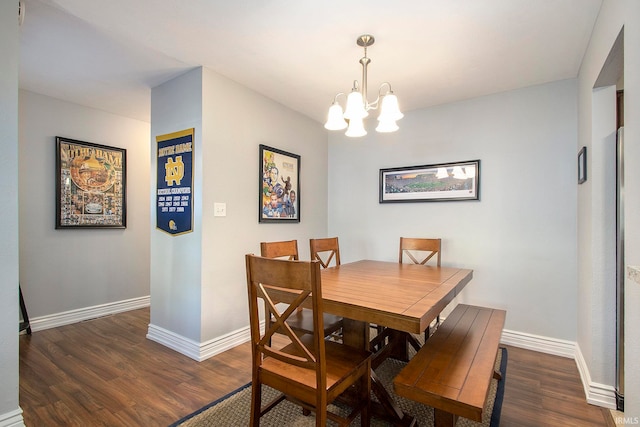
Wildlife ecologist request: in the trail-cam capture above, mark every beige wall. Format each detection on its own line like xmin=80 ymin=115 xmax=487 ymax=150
xmin=328 ymin=79 xmax=578 ymax=341
xmin=18 ymin=91 xmax=151 ymax=323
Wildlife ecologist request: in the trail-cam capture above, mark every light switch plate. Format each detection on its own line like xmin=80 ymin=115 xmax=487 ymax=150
xmin=214 ymin=202 xmax=226 ymax=217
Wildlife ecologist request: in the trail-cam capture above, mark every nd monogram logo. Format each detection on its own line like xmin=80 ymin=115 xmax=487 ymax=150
xmin=165 ymin=156 xmax=185 ymax=186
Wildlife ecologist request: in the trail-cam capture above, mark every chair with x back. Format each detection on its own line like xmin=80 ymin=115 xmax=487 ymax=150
xmin=399 ymin=237 xmax=442 ymax=344
xmin=309 ymin=237 xmax=341 ymax=269
xmin=399 ymin=237 xmax=442 ymax=267
xmin=310 ymin=237 xmax=384 ymax=354
xmin=260 ymin=240 xmax=343 ymax=339
xmin=245 ymin=254 xmax=371 ymax=426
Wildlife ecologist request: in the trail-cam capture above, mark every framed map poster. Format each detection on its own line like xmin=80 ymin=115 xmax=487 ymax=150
xmin=55 ymin=137 xmax=126 ymax=228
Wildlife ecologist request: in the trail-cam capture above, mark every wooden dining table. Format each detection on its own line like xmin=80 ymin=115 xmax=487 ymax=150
xmin=320 ymin=260 xmax=474 ymax=426
xmin=267 ymin=259 xmax=473 ymax=426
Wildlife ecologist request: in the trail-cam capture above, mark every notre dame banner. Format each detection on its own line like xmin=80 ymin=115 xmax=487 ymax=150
xmin=156 ymin=128 xmax=194 ymax=235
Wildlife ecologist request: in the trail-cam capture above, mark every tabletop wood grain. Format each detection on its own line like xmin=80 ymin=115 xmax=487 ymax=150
xmin=318 ymin=260 xmax=473 ymax=334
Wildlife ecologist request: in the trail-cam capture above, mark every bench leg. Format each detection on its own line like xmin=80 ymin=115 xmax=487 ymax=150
xmin=434 ymin=409 xmax=457 ymax=427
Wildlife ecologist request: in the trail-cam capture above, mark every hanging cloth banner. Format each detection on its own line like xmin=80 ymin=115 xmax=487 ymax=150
xmin=156 ymin=128 xmax=194 ymax=235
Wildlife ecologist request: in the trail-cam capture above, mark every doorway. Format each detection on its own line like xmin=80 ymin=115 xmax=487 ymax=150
xmin=592 ymin=27 xmax=624 ymax=410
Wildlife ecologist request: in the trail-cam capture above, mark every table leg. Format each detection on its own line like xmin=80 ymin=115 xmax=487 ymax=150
xmin=341 ymin=318 xmax=368 ymax=349
xmin=342 ymin=319 xmax=415 ymax=427
xmin=387 ymin=329 xmax=411 ymax=361
xmin=371 ymin=370 xmax=416 ymax=427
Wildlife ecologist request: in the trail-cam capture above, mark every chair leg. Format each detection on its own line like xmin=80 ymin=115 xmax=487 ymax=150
xmin=250 ymin=382 xmax=261 ymax=427
xmin=316 ymin=402 xmax=327 ymax=427
xmin=360 ymin=370 xmax=371 ymax=427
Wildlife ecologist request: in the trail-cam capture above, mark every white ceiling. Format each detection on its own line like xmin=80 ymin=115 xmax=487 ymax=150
xmin=18 ymin=0 xmax=603 ymax=124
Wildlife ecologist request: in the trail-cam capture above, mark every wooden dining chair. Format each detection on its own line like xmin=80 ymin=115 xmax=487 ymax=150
xmin=399 ymin=237 xmax=442 ymax=344
xmin=310 ymin=237 xmax=384 ymax=353
xmin=260 ymin=240 xmax=343 ymax=339
xmin=399 ymin=237 xmax=442 ymax=266
xmin=370 ymin=237 xmax=443 ymax=354
xmin=309 ymin=237 xmax=341 ymax=269
xmin=245 ymin=254 xmax=371 ymax=426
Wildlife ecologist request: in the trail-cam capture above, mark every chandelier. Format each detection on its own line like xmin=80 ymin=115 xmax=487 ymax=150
xmin=324 ymin=34 xmax=403 ymax=137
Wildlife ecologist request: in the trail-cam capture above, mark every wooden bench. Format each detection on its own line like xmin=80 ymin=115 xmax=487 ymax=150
xmin=393 ymin=304 xmax=506 ymax=427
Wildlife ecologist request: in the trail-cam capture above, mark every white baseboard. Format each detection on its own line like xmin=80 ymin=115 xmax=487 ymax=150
xmin=28 ymin=296 xmax=150 ymax=332
xmin=146 ymin=324 xmax=203 ymax=361
xmin=501 ymin=328 xmax=617 ymax=409
xmin=500 ymin=328 xmax=576 ymax=358
xmin=146 ymin=322 xmax=255 ymax=362
xmin=574 ymin=345 xmax=617 ymax=409
xmin=0 ymin=408 xmax=24 ymax=427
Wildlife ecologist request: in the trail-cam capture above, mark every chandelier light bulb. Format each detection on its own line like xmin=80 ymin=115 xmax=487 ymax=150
xmin=345 ymin=117 xmax=367 ymax=137
xmin=344 ymin=90 xmax=368 ymax=120
xmin=375 ymin=118 xmax=399 ymax=133
xmin=378 ymin=93 xmax=404 ymax=122
xmin=324 ymin=103 xmax=348 ymax=130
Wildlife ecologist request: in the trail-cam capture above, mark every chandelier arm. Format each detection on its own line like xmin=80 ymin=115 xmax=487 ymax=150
xmin=378 ymin=82 xmax=393 ymax=94
xmin=367 ymin=82 xmax=395 ymax=111
xmin=332 ymin=92 xmax=346 ymax=104
xmin=367 ymin=97 xmax=380 ymax=111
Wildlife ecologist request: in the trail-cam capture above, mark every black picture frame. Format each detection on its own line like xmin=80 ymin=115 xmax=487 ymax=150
xmin=380 ymin=160 xmax=480 ymax=203
xmin=578 ymin=146 xmax=587 ymax=184
xmin=259 ymin=144 xmax=300 ymax=223
xmin=55 ymin=136 xmax=126 ymax=229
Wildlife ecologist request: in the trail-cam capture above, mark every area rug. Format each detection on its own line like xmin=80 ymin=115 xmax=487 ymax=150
xmin=170 ymin=347 xmax=507 ymax=427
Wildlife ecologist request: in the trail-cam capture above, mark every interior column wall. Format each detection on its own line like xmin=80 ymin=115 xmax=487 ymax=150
xmin=149 ymin=67 xmax=204 ymax=343
xmin=578 ymin=85 xmax=616 ymax=388
xmin=149 ymin=66 xmax=329 ymax=358
xmin=0 ymin=0 xmax=22 ymax=424
xmin=578 ymin=0 xmax=640 ymax=416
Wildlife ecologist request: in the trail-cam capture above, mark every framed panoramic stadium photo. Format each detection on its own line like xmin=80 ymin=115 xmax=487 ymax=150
xmin=380 ymin=160 xmax=480 ymax=203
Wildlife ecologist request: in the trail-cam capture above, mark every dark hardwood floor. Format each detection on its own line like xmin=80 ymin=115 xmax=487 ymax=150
xmin=19 ymin=308 xmax=611 ymax=426
xmin=499 ymin=346 xmax=611 ymax=427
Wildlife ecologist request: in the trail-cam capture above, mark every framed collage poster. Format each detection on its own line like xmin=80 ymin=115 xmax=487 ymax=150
xmin=55 ymin=136 xmax=126 ymax=228
xmin=259 ymin=144 xmax=300 ymax=223
xmin=380 ymin=159 xmax=480 ymax=203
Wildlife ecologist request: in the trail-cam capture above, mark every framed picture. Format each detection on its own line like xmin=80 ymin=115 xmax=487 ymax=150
xmin=55 ymin=136 xmax=126 ymax=228
xmin=380 ymin=160 xmax=480 ymax=203
xmin=259 ymin=144 xmax=300 ymax=223
xmin=578 ymin=146 xmax=587 ymax=184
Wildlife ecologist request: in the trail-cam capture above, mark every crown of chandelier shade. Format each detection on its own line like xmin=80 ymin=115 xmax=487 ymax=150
xmin=324 ymin=34 xmax=403 ymax=137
